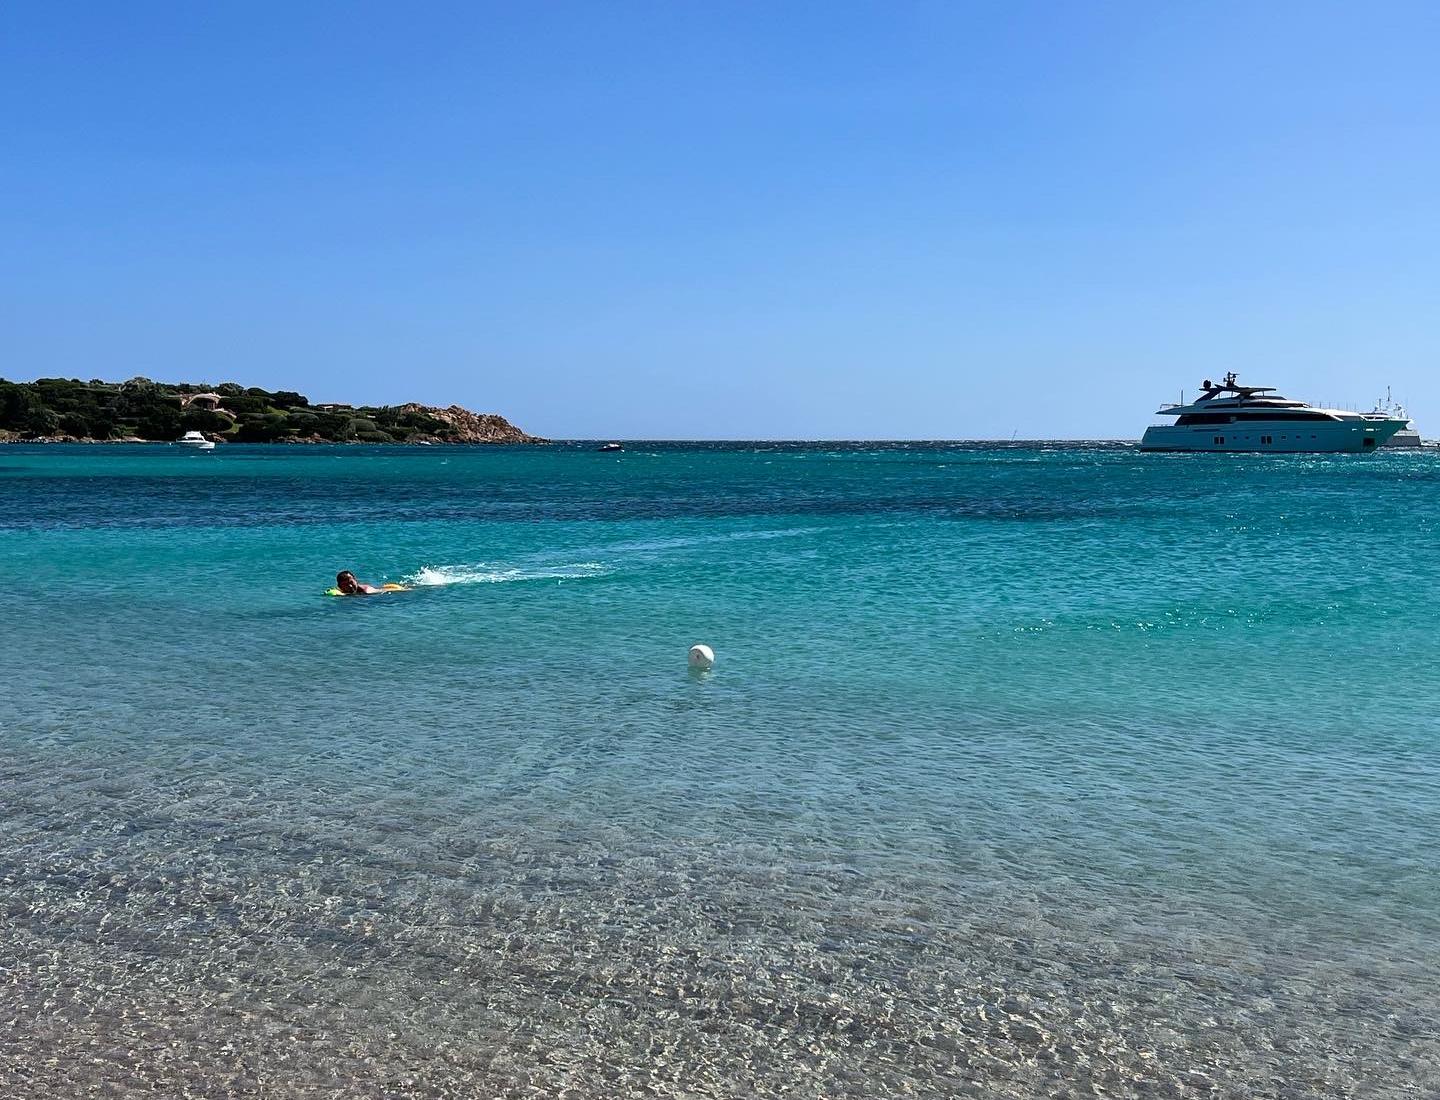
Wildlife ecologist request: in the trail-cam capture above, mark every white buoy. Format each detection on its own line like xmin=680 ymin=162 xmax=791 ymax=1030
xmin=688 ymin=644 xmax=715 ymax=671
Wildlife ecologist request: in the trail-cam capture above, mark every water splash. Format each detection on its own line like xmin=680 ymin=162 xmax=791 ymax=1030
xmin=405 ymin=561 xmax=607 ymax=586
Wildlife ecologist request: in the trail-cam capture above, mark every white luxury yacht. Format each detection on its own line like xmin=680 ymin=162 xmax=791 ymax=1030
xmin=1139 ymin=374 xmax=1408 ymax=453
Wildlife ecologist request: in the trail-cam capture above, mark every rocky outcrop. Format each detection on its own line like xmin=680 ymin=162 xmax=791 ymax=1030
xmin=394 ymin=404 xmax=543 ymax=444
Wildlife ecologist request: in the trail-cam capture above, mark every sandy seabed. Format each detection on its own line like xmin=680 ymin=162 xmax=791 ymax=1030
xmin=3 ymin=774 xmax=1434 ymax=1099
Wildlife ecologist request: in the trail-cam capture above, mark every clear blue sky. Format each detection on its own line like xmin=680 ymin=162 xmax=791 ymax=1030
xmin=3 ymin=2 xmax=1436 ymax=438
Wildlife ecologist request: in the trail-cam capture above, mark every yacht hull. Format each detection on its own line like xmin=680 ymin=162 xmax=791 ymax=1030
xmin=1139 ymin=419 xmax=1406 ymax=453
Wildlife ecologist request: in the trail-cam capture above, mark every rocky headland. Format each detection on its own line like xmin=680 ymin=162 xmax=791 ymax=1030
xmin=0 ymin=377 xmax=542 ymax=445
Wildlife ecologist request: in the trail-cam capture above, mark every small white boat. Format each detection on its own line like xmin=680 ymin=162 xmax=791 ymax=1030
xmin=175 ymin=430 xmax=216 ymax=451
xmin=598 ymin=442 xmax=623 ymax=452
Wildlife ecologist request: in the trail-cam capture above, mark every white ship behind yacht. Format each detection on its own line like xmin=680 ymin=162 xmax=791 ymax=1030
xmin=1369 ymin=388 xmax=1423 ymax=448
xmin=1139 ymin=374 xmax=1407 ymax=453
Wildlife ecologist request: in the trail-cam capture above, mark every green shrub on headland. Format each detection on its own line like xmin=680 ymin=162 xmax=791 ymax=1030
xmin=0 ymin=377 xmax=540 ymax=445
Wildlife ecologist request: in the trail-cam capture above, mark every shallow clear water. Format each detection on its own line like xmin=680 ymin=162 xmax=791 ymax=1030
xmin=2 ymin=442 xmax=1437 ymax=1098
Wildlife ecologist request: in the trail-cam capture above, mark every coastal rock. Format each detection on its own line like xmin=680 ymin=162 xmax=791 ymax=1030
xmin=393 ymin=403 xmax=543 ymax=444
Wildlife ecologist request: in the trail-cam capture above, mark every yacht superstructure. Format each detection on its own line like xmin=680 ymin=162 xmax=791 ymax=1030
xmin=1139 ymin=374 xmax=1407 ymax=453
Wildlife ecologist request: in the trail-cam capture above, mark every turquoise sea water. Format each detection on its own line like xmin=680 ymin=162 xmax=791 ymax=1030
xmin=2 ymin=442 xmax=1438 ymax=1098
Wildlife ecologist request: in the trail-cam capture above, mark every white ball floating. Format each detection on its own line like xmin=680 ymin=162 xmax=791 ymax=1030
xmin=688 ymin=644 xmax=715 ymax=671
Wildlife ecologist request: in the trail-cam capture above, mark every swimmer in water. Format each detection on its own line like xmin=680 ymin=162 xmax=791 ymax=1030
xmin=335 ymin=570 xmax=383 ymax=595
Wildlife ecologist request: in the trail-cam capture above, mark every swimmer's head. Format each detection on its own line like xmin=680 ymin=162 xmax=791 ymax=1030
xmin=336 ymin=570 xmax=360 ymax=594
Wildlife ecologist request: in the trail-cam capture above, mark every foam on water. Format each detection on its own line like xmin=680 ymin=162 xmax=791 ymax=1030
xmin=406 ymin=561 xmax=608 ymax=586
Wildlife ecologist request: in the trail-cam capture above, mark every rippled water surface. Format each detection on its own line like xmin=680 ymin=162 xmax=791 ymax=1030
xmin=2 ymin=442 xmax=1438 ymax=1098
